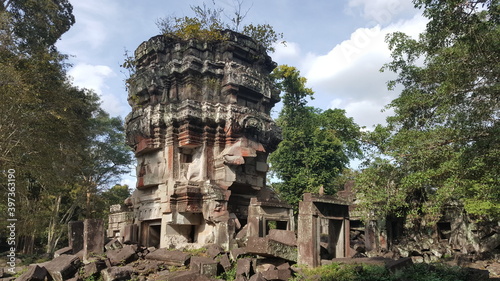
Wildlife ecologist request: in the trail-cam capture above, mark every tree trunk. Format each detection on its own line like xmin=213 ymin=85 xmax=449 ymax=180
xmin=46 ymin=195 xmax=61 ymax=254
xmin=20 ymin=234 xmax=35 ymax=254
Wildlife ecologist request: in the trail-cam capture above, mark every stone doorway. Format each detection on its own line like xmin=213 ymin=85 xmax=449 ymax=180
xmin=141 ymin=220 xmax=161 ymax=248
xmin=320 ymin=218 xmax=345 ymax=259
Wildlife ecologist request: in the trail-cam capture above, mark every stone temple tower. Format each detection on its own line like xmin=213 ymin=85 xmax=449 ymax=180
xmin=124 ymin=31 xmax=286 ymax=250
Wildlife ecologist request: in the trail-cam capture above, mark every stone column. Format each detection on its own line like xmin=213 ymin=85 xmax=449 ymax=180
xmin=83 ymin=219 xmax=104 ymax=262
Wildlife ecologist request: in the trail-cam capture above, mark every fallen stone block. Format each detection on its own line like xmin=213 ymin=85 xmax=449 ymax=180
xmin=53 ymin=246 xmax=73 ymax=258
xmin=44 ymin=254 xmax=81 ymax=281
xmin=261 ymin=268 xmax=292 ymax=281
xmin=249 ymin=272 xmax=266 ymax=281
xmin=217 ymin=253 xmax=232 ymax=272
xmin=15 ymin=265 xmax=48 ymax=281
xmin=134 ymin=260 xmax=166 ymax=275
xmin=236 ymin=258 xmax=253 ymax=278
xmin=255 ymin=262 xmax=275 ymax=273
xmin=104 ymin=238 xmax=123 ymax=251
xmin=101 ymin=266 xmax=133 ymax=281
xmin=230 ymin=247 xmax=248 ymax=261
xmin=145 ymin=249 xmax=191 ymax=266
xmin=247 ymin=237 xmax=297 ymax=262
xmin=267 ymin=229 xmax=297 ymax=246
xmin=466 ymin=267 xmax=490 ymax=281
xmin=276 ymin=262 xmax=290 ymax=270
xmin=107 ymin=244 xmax=138 ymax=266
xmin=156 ymin=270 xmax=211 ymax=281
xmin=488 ymin=262 xmax=500 ymax=278
xmin=254 ymin=258 xmax=289 ymax=273
xmin=82 ymin=259 xmax=107 ymax=279
xmin=206 ymin=244 xmax=225 ymax=258
xmin=235 ymin=275 xmax=248 ymax=281
xmin=190 ymin=256 xmax=219 ymax=277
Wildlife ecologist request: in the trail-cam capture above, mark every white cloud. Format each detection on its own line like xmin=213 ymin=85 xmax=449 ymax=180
xmin=272 ymin=41 xmax=301 ymax=65
xmin=68 ymin=63 xmax=129 ymax=117
xmin=69 ymin=63 xmax=114 ymax=93
xmin=346 ymin=0 xmax=415 ymax=26
xmin=120 ymin=173 xmax=137 ymax=189
xmin=344 ymin=100 xmax=394 ymax=130
xmin=301 ymin=14 xmax=426 ymax=129
xmin=57 ymin=0 xmax=122 ymax=51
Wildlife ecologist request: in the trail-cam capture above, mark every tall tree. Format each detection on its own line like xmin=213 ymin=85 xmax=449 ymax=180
xmin=1 ymin=0 xmax=74 ymax=53
xmin=0 ymin=2 xmax=132 ymax=254
xmin=356 ymin=0 xmax=499 ymax=224
xmin=79 ymin=109 xmax=134 ymax=218
xmin=269 ymin=65 xmax=363 ymax=206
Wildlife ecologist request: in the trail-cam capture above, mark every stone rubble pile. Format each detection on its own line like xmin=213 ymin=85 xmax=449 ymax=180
xmin=13 ymin=238 xmax=299 ymax=281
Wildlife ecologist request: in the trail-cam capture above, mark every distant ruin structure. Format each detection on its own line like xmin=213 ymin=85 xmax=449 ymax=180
xmin=120 ymin=30 xmax=290 ymax=250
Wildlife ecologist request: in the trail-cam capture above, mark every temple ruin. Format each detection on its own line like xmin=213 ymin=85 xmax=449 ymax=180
xmin=105 ymin=30 xmax=499 ymax=269
xmin=117 ymin=30 xmax=289 ymax=251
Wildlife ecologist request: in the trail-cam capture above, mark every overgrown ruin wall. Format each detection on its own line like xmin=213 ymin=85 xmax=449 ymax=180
xmin=123 ymin=31 xmax=286 ymax=250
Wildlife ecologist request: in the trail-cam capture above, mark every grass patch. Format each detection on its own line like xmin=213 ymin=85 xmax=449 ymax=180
xmin=291 ymin=262 xmax=468 ymax=281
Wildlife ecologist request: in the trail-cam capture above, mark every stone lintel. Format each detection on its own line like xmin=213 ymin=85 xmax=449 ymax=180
xmin=247 ymin=237 xmax=297 ymax=262
xmin=303 ymin=192 xmax=350 ymax=205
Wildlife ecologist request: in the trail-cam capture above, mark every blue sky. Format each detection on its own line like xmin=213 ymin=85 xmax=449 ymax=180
xmin=55 ymin=0 xmax=427 ymax=187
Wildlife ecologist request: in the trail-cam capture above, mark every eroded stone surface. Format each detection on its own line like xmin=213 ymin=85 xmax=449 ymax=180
xmin=145 ymin=249 xmax=191 ymax=266
xmin=44 ymin=254 xmax=81 ymax=281
xmin=119 ymin=30 xmax=286 ymax=251
xmin=247 ymin=237 xmax=297 ymax=262
xmin=101 ymin=266 xmax=133 ymax=281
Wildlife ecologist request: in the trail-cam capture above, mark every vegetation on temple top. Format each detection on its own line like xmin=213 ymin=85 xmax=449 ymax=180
xmin=155 ymin=2 xmax=284 ymax=52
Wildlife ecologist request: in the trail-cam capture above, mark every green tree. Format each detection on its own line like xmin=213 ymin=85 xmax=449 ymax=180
xmin=155 ymin=2 xmax=283 ymax=52
xmin=0 ymin=3 xmax=132 ymax=254
xmin=93 ymin=184 xmax=131 ymax=220
xmin=1 ymin=0 xmax=74 ymax=53
xmin=79 ymin=109 xmax=134 ymax=218
xmin=269 ymin=65 xmax=363 ymax=206
xmin=356 ymin=0 xmax=499 ymax=224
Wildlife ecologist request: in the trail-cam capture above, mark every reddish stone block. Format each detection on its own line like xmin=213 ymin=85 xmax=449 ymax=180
xmin=145 ymin=249 xmax=191 ymax=266
xmin=267 ymin=229 xmax=297 ymax=246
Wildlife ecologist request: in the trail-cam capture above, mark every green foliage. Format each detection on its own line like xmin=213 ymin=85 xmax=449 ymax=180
xmin=217 ymin=266 xmax=236 ymax=281
xmin=156 ymin=3 xmax=226 ymax=42
xmin=183 ymin=247 xmax=207 ymax=256
xmin=357 ymin=0 xmax=500 ymax=223
xmin=0 ymin=3 xmax=132 ymax=254
xmin=155 ymin=2 xmax=283 ymax=52
xmin=101 ymin=184 xmax=131 ymax=206
xmin=242 ymin=23 xmax=283 ymax=52
xmin=1 ymin=0 xmax=75 ymax=53
xmin=269 ymin=65 xmax=362 ymax=206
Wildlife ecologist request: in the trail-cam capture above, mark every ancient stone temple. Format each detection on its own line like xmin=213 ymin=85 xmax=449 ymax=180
xmin=122 ymin=30 xmax=287 ymax=250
